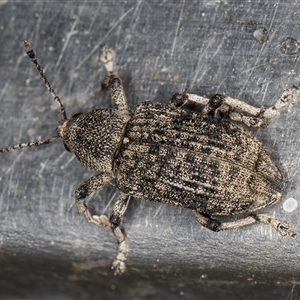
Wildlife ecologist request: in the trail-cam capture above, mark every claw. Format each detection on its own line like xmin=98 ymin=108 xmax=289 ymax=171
xmin=92 ymin=214 xmax=111 ymax=227
xmin=99 ymin=44 xmax=116 ymax=74
xmin=277 ymin=222 xmax=296 ymax=238
xmin=111 ymin=237 xmax=128 ymax=275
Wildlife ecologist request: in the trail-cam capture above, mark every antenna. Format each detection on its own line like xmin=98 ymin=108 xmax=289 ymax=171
xmin=0 ymin=41 xmax=66 ymax=153
xmin=0 ymin=136 xmax=59 ymax=153
xmin=23 ymin=40 xmax=67 ymax=119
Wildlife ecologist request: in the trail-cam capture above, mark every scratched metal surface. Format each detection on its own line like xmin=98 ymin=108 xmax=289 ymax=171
xmin=0 ymin=1 xmax=299 ymax=299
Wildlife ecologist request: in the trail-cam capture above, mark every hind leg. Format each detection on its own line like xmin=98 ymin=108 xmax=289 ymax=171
xmin=193 ymin=210 xmax=296 ymax=237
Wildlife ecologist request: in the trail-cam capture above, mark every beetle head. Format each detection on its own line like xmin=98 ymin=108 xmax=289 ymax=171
xmin=57 ymin=109 xmax=128 ymax=172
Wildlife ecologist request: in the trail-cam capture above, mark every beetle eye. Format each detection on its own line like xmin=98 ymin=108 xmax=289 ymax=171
xmin=72 ymin=112 xmax=82 ymax=118
xmin=64 ymin=143 xmax=71 ymax=152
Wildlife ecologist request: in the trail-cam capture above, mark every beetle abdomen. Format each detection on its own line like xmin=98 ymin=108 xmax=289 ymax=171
xmin=115 ymin=102 xmax=284 ymax=216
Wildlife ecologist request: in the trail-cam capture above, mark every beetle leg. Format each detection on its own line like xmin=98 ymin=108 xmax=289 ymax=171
xmin=193 ymin=210 xmax=296 ymax=237
xmin=262 ymin=86 xmax=299 ymax=118
xmin=169 ymin=92 xmax=262 ymax=118
xmin=75 ymin=175 xmax=130 ymax=274
xmin=99 ymin=45 xmax=129 ymax=115
xmin=192 ymin=211 xmax=222 ymax=232
xmin=169 ymin=92 xmax=225 ymax=117
xmin=75 ymin=173 xmax=111 ymax=227
xmin=219 ymin=213 xmax=296 ymax=237
xmin=99 ymin=44 xmax=116 ymax=74
xmin=108 ymin=192 xmax=130 ymax=275
xmin=178 ymin=86 xmax=298 ymax=126
xmin=169 ymin=92 xmax=210 ymax=108
xmin=107 ymin=75 xmax=129 ymax=114
xmin=214 ymin=86 xmax=298 ymax=127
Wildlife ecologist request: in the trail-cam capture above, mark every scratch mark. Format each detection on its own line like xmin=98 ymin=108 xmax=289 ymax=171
xmin=238 ymin=43 xmax=266 ymax=98
xmin=190 ymin=37 xmax=215 ymax=89
xmin=241 ymin=62 xmax=276 ymax=74
xmin=119 ymin=0 xmax=143 ymax=67
xmin=285 ymin=282 xmax=297 ymax=300
xmin=211 ymin=36 xmax=226 ymax=59
xmin=60 ymin=155 xmax=76 ymax=170
xmin=153 ymin=203 xmax=163 ymax=218
xmin=74 ymin=6 xmax=134 ymax=72
xmin=293 ymin=56 xmax=300 ymax=74
xmin=33 ymin=11 xmax=43 ymax=47
xmin=23 ymin=7 xmax=46 ymax=56
xmin=216 ymin=77 xmax=226 ymax=93
xmin=51 ymin=175 xmax=57 ymax=197
xmin=5 ymin=152 xmax=24 ymax=175
xmin=38 ymin=158 xmax=49 ymax=175
xmin=268 ymin=2 xmax=279 ymax=32
xmin=261 ymin=81 xmax=269 ymax=103
xmin=238 ymin=2 xmax=278 ymax=97
xmin=88 ymin=0 xmax=103 ymax=32
xmin=176 ymin=36 xmax=192 ymax=52
xmin=0 ymin=81 xmax=10 ymax=102
xmin=144 ymin=1 xmax=152 ymax=12
xmin=58 ymin=178 xmax=66 ymax=217
xmin=0 ymin=16 xmax=15 ymax=45
xmin=171 ymin=0 xmax=185 ymax=58
xmin=55 ymin=17 xmax=79 ymax=69
xmin=101 ymin=190 xmax=118 ymax=214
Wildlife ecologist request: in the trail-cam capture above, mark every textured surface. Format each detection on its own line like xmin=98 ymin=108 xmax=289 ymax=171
xmin=61 ymin=108 xmax=128 ymax=170
xmin=0 ymin=1 xmax=300 ymax=299
xmin=116 ymin=101 xmax=283 ymax=215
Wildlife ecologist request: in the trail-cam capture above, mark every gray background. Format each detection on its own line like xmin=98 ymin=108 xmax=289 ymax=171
xmin=0 ymin=1 xmax=300 ymax=299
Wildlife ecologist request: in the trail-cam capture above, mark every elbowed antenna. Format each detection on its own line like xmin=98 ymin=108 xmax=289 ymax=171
xmin=0 ymin=41 xmax=67 ymax=153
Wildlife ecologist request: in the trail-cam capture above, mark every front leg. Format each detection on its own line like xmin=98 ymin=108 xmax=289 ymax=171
xmin=75 ymin=173 xmax=111 ymax=227
xmin=100 ymin=45 xmax=129 ymax=115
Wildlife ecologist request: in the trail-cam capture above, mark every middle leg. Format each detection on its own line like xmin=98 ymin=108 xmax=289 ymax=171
xmin=169 ymin=85 xmax=298 ymax=127
xmin=109 ymin=192 xmax=131 ymax=275
xmin=92 ymin=192 xmax=131 ymax=275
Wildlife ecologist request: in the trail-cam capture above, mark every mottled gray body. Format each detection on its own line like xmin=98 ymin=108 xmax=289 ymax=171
xmin=1 ymin=42 xmax=296 ymax=275
xmin=60 ymin=109 xmax=128 ymax=172
xmin=115 ymin=102 xmax=283 ymax=216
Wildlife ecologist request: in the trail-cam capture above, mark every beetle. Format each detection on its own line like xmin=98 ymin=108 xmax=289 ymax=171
xmin=0 ymin=41 xmax=297 ymax=274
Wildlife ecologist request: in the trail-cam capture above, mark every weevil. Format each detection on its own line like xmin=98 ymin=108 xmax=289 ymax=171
xmin=0 ymin=41 xmax=297 ymax=274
